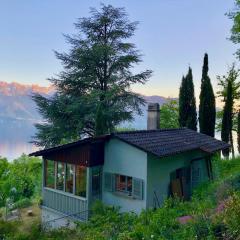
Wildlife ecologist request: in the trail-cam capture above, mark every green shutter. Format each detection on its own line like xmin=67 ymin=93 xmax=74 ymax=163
xmin=104 ymin=172 xmax=115 ymax=192
xmin=132 ymin=178 xmax=143 ymax=200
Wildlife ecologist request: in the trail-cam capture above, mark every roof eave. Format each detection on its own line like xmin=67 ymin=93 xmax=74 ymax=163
xmin=29 ymin=135 xmax=109 ymax=157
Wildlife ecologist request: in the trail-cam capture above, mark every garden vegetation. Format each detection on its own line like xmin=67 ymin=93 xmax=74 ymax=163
xmin=1 ymin=156 xmax=240 ymax=240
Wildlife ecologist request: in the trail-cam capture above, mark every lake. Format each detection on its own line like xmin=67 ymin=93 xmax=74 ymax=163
xmin=0 ymin=117 xmax=39 ymax=160
xmin=0 ymin=116 xmax=238 ymax=161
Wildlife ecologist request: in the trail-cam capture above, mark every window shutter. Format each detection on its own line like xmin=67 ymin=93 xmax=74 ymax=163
xmin=132 ymin=178 xmax=143 ymax=200
xmin=104 ymin=173 xmax=115 ymax=192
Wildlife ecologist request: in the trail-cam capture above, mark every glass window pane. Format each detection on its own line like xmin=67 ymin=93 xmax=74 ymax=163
xmin=127 ymin=177 xmax=132 ymax=193
xmin=45 ymin=160 xmax=55 ymax=188
xmin=75 ymin=165 xmax=86 ymax=198
xmin=116 ymin=174 xmax=132 ymax=196
xmin=66 ymin=164 xmax=74 ymax=193
xmin=116 ymin=175 xmax=126 ymax=192
xmin=56 ymin=162 xmax=65 ymax=191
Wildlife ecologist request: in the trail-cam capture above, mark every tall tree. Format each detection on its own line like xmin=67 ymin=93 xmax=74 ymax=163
xmin=179 ymin=67 xmax=197 ymax=131
xmin=237 ymin=110 xmax=240 ymax=153
xmin=33 ymin=4 xmax=152 ymax=147
xmin=217 ymin=64 xmax=240 ymax=157
xmin=199 ymin=53 xmax=216 ymax=137
xmin=221 ymin=80 xmax=233 ymax=157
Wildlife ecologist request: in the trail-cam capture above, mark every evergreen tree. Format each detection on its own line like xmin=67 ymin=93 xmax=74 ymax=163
xmin=179 ymin=67 xmax=197 ymax=131
xmin=179 ymin=76 xmax=187 ymax=127
xmin=217 ymin=64 xmax=240 ymax=157
xmin=32 ymin=4 xmax=152 ymax=147
xmin=199 ymin=53 xmax=216 ymax=137
xmin=237 ymin=110 xmax=240 ymax=153
xmin=221 ymin=80 xmax=233 ymax=157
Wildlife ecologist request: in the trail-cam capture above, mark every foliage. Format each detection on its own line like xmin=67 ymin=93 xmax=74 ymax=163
xmin=1 ymin=157 xmax=240 ymax=239
xmin=228 ymin=0 xmax=240 ymax=59
xmin=221 ymin=192 xmax=240 ymax=239
xmin=160 ymin=100 xmax=179 ymax=129
xmin=199 ymin=53 xmax=216 ymax=137
xmin=0 ymin=220 xmax=16 ymax=240
xmin=115 ymin=127 xmax=136 ymax=132
xmin=12 ymin=198 xmax=32 ymax=210
xmin=32 ymin=4 xmax=152 ymax=148
xmin=217 ymin=64 xmax=240 ymax=157
xmin=0 ymin=155 xmax=41 ymax=208
xmin=179 ymin=67 xmax=197 ymax=131
xmin=221 ymin=77 xmax=233 ymax=157
xmin=238 ymin=111 xmax=240 ymax=153
xmin=0 ymin=157 xmax=9 ymax=207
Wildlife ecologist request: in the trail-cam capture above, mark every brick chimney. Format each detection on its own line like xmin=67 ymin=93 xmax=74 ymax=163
xmin=147 ymin=103 xmax=160 ymax=130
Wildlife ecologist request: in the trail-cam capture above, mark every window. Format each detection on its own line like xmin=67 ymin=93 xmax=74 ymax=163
xmin=75 ymin=165 xmax=86 ymax=198
xmin=45 ymin=160 xmax=55 ymax=188
xmin=44 ymin=160 xmax=88 ymax=198
xmin=66 ymin=164 xmax=74 ymax=193
xmin=56 ymin=162 xmax=65 ymax=191
xmin=116 ymin=174 xmax=132 ymax=196
xmin=104 ymin=172 xmax=143 ymax=200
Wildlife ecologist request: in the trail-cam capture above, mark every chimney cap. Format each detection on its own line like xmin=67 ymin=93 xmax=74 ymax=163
xmin=148 ymin=103 xmax=160 ymax=111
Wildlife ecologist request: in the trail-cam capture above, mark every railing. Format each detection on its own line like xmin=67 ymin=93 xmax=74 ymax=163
xmin=42 ymin=188 xmax=88 ymax=221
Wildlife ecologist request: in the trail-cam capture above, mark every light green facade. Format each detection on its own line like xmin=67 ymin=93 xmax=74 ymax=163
xmin=41 ymin=137 xmax=212 ymax=225
xmin=103 ymin=138 xmax=148 ymax=213
xmin=103 ymin=138 xmax=211 ymax=214
xmin=146 ymin=150 xmax=209 ymax=208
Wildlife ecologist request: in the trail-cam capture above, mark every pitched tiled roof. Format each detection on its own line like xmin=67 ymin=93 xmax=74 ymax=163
xmin=112 ymin=128 xmax=230 ymax=158
xmin=30 ymin=128 xmax=230 ymax=158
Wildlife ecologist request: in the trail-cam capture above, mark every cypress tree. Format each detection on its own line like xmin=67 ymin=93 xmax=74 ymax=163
xmin=238 ymin=110 xmax=240 ymax=153
xmin=179 ymin=76 xmax=187 ymax=128
xmin=179 ymin=67 xmax=197 ymax=131
xmin=221 ymin=80 xmax=233 ymax=157
xmin=218 ymin=64 xmax=240 ymax=157
xmin=199 ymin=54 xmax=216 ymax=137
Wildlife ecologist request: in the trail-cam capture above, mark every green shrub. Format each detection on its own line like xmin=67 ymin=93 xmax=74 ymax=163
xmin=221 ymin=192 xmax=240 ymax=239
xmin=12 ymin=198 xmax=32 ymax=210
xmin=0 ymin=220 xmax=16 ymax=239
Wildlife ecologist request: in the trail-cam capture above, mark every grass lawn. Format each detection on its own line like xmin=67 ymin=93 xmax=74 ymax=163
xmin=17 ymin=203 xmax=41 ymax=232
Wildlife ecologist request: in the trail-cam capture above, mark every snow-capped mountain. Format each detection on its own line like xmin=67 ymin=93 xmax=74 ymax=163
xmin=0 ymin=81 xmax=175 ymax=159
xmin=0 ymin=82 xmax=54 ymax=121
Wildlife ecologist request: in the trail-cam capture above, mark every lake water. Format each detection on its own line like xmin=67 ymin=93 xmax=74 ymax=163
xmin=0 ymin=118 xmax=39 ymax=160
xmin=0 ymin=116 xmax=238 ymax=161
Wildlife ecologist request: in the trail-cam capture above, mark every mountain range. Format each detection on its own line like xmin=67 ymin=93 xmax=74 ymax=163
xmin=0 ymin=81 xmax=174 ymax=159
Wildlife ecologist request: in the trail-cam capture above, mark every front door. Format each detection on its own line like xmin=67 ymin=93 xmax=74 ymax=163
xmin=170 ymin=167 xmax=191 ymax=199
xmin=191 ymin=160 xmax=202 ymax=189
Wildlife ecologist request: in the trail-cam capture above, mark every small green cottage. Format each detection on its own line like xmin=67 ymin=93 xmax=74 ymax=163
xmin=30 ymin=103 xmax=229 ymax=229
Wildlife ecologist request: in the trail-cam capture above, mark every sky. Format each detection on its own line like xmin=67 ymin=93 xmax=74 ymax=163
xmin=0 ymin=0 xmax=238 ymax=101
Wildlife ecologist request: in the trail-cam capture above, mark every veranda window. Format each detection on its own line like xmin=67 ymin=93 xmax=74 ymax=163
xmin=45 ymin=159 xmax=55 ymax=188
xmin=75 ymin=165 xmax=87 ymax=198
xmin=44 ymin=160 xmax=87 ymax=198
xmin=56 ymin=162 xmax=65 ymax=191
xmin=66 ymin=164 xmax=74 ymax=193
